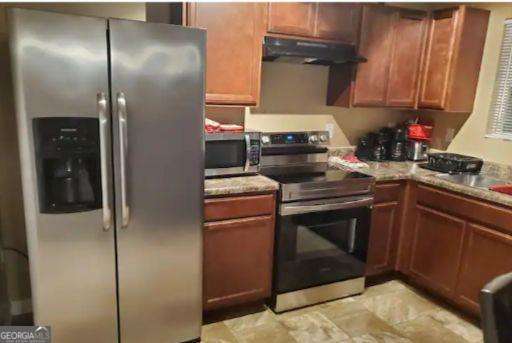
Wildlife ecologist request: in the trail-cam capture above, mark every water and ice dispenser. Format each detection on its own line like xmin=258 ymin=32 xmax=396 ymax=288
xmin=33 ymin=118 xmax=102 ymax=213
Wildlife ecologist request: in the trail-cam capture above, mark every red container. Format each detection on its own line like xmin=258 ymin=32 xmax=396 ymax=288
xmin=489 ymin=184 xmax=512 ymax=196
xmin=408 ymin=124 xmax=433 ymax=140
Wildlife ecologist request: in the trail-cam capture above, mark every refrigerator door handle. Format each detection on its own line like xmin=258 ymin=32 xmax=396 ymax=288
xmin=98 ymin=92 xmax=112 ymax=231
xmin=117 ymin=92 xmax=130 ymax=229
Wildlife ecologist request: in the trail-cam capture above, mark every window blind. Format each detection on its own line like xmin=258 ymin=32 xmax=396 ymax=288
xmin=487 ymin=19 xmax=512 ymax=140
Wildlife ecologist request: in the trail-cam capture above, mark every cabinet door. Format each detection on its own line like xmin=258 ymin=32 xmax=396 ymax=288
xmin=418 ymin=8 xmax=458 ymax=109
xmin=187 ymin=3 xmax=264 ymax=106
xmin=353 ymin=6 xmax=395 ymax=107
xmin=267 ymin=2 xmax=316 ymax=37
xmin=203 ymin=215 xmax=274 ymax=311
xmin=367 ymin=202 xmax=398 ymax=275
xmin=409 ymin=205 xmax=466 ymax=297
xmin=386 ymin=10 xmax=427 ymax=107
xmin=455 ymin=223 xmax=512 ymax=314
xmin=314 ymin=4 xmax=361 ymax=44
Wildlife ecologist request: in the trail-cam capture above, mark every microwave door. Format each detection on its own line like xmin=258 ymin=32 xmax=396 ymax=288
xmin=204 ymin=132 xmax=260 ymax=177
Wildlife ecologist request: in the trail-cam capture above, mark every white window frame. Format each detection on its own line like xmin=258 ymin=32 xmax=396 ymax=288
xmin=486 ymin=18 xmax=512 ymax=141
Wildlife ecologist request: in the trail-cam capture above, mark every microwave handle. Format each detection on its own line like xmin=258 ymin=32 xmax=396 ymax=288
xmin=244 ymin=133 xmax=251 ymax=172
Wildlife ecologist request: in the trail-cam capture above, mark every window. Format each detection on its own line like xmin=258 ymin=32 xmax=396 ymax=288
xmin=487 ymin=19 xmax=512 ymax=140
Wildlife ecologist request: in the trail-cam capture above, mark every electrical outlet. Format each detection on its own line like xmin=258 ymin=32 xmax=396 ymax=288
xmin=325 ymin=123 xmax=334 ymax=139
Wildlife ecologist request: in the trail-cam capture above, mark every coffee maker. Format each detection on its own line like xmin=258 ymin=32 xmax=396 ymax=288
xmin=33 ymin=118 xmax=101 ymax=213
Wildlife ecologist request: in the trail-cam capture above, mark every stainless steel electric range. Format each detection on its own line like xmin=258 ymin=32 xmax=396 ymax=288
xmin=259 ymin=131 xmax=375 ymax=313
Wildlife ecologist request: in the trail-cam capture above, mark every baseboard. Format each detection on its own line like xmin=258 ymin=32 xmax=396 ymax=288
xmin=10 ymin=298 xmax=31 ymax=316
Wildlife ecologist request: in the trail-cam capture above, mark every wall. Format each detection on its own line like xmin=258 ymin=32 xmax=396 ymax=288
xmin=245 ymin=62 xmax=409 ymax=147
xmin=0 ymin=3 xmax=145 ymax=316
xmin=417 ymin=4 xmax=512 ymax=165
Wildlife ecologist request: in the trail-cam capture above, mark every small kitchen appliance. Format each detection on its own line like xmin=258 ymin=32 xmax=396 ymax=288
xmin=259 ymin=131 xmax=375 ymax=312
xmin=421 ymin=153 xmax=483 ymax=174
xmin=205 ymin=132 xmax=261 ymax=177
xmin=390 ymin=126 xmax=407 ymax=161
xmin=406 ymin=139 xmax=429 ymax=161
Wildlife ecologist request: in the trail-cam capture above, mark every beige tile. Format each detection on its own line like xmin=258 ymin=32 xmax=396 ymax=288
xmin=202 ymin=322 xmax=239 ymax=343
xmin=429 ymin=310 xmax=483 ymax=343
xmin=319 ymin=298 xmax=368 ymax=320
xmin=352 ymin=332 xmax=412 ymax=343
xmin=362 ymin=289 xmax=439 ymax=324
xmin=232 ymin=321 xmax=296 ymax=343
xmin=361 ymin=280 xmax=408 ymax=299
xmin=279 ymin=311 xmax=350 ymax=343
xmin=328 ymin=310 xmax=402 ymax=338
xmin=275 ymin=303 xmax=330 ymax=321
xmin=224 ymin=309 xmax=278 ymax=333
xmin=395 ymin=315 xmax=468 ymax=343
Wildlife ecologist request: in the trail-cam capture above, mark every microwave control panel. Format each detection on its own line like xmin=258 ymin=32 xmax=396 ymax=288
xmin=249 ymin=140 xmax=260 ymax=165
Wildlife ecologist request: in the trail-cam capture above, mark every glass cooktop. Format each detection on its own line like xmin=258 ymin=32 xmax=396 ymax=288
xmin=267 ymin=169 xmax=372 ymax=185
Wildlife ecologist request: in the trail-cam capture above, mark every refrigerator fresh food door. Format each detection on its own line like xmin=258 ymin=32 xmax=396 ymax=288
xmin=8 ymin=9 xmax=117 ymax=342
xmin=109 ymin=19 xmax=205 ymax=342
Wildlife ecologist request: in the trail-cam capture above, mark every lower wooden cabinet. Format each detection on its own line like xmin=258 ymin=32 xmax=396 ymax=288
xmin=367 ymin=202 xmax=398 ymax=275
xmin=455 ymin=223 xmax=512 ymax=314
xmin=409 ymin=205 xmax=466 ymax=298
xmin=403 ymin=184 xmax=512 ymax=316
xmin=203 ymin=193 xmax=276 ymax=311
xmin=366 ymin=182 xmax=403 ymax=276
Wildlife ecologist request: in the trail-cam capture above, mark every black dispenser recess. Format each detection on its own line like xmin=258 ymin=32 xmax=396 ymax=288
xmin=33 ymin=117 xmax=102 ymax=213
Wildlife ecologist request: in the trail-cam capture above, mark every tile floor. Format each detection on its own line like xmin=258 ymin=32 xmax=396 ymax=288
xmin=201 ymin=280 xmax=483 ymax=343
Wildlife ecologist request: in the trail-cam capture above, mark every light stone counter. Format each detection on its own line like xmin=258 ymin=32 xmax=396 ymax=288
xmin=329 ymin=158 xmax=512 ymax=208
xmin=204 ymin=175 xmax=279 ymax=197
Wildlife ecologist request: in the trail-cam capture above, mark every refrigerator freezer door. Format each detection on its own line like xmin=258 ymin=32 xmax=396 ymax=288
xmin=109 ymin=19 xmax=205 ymax=342
xmin=8 ymin=9 xmax=117 ymax=342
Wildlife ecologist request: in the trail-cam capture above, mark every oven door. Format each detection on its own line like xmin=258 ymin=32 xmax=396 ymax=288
xmin=205 ymin=132 xmax=260 ymax=177
xmin=275 ymin=195 xmax=372 ymax=294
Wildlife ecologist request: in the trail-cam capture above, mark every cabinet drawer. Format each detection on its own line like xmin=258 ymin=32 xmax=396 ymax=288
xmin=374 ymin=182 xmax=402 ymax=203
xmin=205 ymin=194 xmax=275 ymax=221
xmin=417 ymin=185 xmax=512 ymax=234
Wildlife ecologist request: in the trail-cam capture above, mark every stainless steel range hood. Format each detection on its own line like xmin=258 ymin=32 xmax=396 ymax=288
xmin=263 ymin=36 xmax=367 ymax=65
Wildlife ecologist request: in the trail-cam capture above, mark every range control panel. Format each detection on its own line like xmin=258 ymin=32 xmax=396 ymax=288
xmin=261 ymin=131 xmax=330 ymax=146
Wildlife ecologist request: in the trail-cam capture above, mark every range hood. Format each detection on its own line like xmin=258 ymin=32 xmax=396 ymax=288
xmin=263 ymin=36 xmax=367 ymax=65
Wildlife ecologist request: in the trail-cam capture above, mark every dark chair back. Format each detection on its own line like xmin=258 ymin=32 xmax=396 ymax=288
xmin=480 ymin=272 xmax=512 ymax=343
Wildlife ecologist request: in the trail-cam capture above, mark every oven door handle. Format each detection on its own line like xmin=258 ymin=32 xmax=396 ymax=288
xmin=280 ymin=196 xmax=373 ymax=216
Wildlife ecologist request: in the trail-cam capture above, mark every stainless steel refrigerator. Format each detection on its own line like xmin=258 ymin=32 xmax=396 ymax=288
xmin=8 ymin=8 xmax=205 ymax=343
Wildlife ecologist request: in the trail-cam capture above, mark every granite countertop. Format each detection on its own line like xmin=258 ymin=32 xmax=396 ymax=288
xmin=204 ymin=175 xmax=279 ymax=197
xmin=329 ymin=158 xmax=512 ymax=208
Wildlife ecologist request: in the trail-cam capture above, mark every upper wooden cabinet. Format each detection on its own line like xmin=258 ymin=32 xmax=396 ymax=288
xmin=185 ymin=3 xmax=264 ymax=106
xmin=328 ymin=5 xmax=489 ymax=112
xmin=314 ymin=3 xmax=361 ymax=43
xmin=419 ymin=6 xmax=489 ymax=112
xmin=267 ymin=3 xmax=361 ymax=44
xmin=386 ymin=10 xmax=428 ymax=107
xmin=352 ymin=6 xmax=396 ymax=107
xmin=334 ymin=6 xmax=427 ymax=108
xmin=267 ymin=2 xmax=316 ymax=37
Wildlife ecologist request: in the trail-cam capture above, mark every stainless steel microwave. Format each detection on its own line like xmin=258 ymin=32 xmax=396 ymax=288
xmin=205 ymin=132 xmax=261 ymax=177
